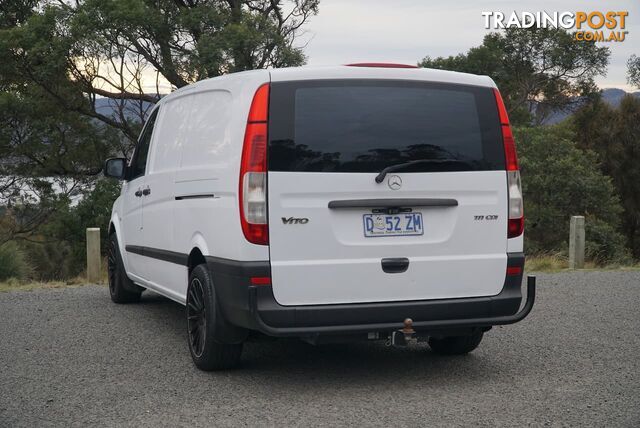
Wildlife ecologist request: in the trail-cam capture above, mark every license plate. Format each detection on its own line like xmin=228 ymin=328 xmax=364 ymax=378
xmin=363 ymin=213 xmax=424 ymax=237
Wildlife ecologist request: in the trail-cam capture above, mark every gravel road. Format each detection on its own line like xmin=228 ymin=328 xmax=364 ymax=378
xmin=1 ymin=271 xmax=639 ymax=427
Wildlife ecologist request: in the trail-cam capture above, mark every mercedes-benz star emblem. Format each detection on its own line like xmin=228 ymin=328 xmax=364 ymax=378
xmin=388 ymin=175 xmax=402 ymax=190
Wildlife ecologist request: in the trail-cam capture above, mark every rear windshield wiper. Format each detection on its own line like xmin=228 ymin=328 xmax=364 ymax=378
xmin=375 ymin=159 xmax=474 ymax=183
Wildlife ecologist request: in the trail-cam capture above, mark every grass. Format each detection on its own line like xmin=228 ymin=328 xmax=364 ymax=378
xmin=0 ymin=276 xmax=105 ymax=292
xmin=526 ymin=253 xmax=640 ymax=273
xmin=0 ymin=261 xmax=108 ymax=293
xmin=526 ymin=254 xmax=569 ymax=272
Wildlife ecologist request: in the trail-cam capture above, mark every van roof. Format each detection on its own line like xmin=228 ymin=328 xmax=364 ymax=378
xmin=164 ymin=65 xmax=496 ymax=102
xmin=269 ymin=65 xmax=495 ymax=88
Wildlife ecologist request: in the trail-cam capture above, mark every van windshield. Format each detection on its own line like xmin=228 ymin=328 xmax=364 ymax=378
xmin=268 ymin=80 xmax=505 ymax=173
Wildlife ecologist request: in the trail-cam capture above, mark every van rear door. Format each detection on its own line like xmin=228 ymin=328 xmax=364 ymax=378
xmin=267 ymin=79 xmax=508 ymax=306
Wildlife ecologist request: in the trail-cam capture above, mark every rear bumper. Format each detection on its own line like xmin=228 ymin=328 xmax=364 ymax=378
xmin=206 ymin=253 xmax=534 ymax=338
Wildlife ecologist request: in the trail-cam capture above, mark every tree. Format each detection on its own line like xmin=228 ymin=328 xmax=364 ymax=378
xmin=514 ymin=124 xmax=629 ymax=263
xmin=614 ymin=96 xmax=640 ymax=257
xmin=628 ymin=54 xmax=640 ymax=89
xmin=573 ymin=95 xmax=640 ymax=258
xmin=0 ymin=90 xmax=129 ymax=246
xmin=0 ymin=0 xmax=318 ymax=141
xmin=0 ymin=0 xmax=317 ymax=250
xmin=419 ymin=28 xmax=610 ymax=125
xmin=0 ymin=85 xmax=123 ymax=244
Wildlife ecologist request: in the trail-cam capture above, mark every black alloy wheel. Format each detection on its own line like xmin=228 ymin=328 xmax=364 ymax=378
xmin=187 ymin=277 xmax=207 ymax=358
xmin=107 ymin=233 xmax=142 ymax=303
xmin=186 ymin=264 xmax=244 ymax=370
xmin=107 ymin=237 xmax=118 ymax=295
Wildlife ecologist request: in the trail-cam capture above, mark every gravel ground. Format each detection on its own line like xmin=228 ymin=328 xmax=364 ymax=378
xmin=0 ymin=271 xmax=639 ymax=427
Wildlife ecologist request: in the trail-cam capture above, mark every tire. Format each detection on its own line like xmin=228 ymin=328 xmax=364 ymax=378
xmin=107 ymin=233 xmax=143 ymax=304
xmin=428 ymin=331 xmax=484 ymax=355
xmin=186 ymin=264 xmax=243 ymax=371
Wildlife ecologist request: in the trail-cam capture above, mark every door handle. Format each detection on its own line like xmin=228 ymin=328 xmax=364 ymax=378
xmin=381 ymin=258 xmax=409 ymax=273
xmin=142 ymin=186 xmax=151 ymax=196
xmin=134 ymin=189 xmax=143 ymax=197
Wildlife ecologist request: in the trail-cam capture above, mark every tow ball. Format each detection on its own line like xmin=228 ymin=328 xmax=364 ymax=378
xmin=389 ymin=318 xmax=416 ymax=347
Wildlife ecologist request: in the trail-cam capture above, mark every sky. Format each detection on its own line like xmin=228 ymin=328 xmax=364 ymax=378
xmin=301 ymin=0 xmax=640 ymax=90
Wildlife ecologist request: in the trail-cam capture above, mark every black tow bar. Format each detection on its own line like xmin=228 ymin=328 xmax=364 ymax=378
xmin=390 ymin=275 xmax=537 ymax=347
xmin=390 ymin=318 xmax=416 ymax=347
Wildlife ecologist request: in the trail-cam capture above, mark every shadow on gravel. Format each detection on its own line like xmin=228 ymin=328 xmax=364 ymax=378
xmin=133 ymin=290 xmax=499 ymax=386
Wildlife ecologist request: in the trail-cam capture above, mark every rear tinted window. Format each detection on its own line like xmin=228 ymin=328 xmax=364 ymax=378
xmin=268 ymin=80 xmax=504 ymax=172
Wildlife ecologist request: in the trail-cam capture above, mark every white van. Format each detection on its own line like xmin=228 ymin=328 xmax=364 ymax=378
xmin=104 ymin=64 xmax=535 ymax=371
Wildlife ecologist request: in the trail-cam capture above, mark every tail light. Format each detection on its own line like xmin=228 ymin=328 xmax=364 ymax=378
xmin=494 ymin=88 xmax=524 ymax=238
xmin=250 ymin=276 xmax=271 ymax=285
xmin=506 ymin=266 xmax=522 ymax=276
xmin=239 ymin=83 xmax=270 ymax=245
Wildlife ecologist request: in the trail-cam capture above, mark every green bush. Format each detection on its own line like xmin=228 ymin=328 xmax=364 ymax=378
xmin=515 ymin=124 xmax=630 ymax=264
xmin=17 ymin=179 xmax=120 ymax=281
xmin=585 ymin=219 xmax=632 ymax=265
xmin=0 ymin=241 xmax=34 ymax=281
xmin=20 ymin=240 xmax=77 ymax=281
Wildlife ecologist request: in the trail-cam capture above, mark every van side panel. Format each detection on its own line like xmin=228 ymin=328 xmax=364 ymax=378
xmin=168 ymin=72 xmax=271 ymax=298
xmin=140 ymin=102 xmax=184 ymax=301
xmin=138 ymin=73 xmax=271 ymax=302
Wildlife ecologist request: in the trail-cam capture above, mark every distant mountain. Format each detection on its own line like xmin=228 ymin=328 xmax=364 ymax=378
xmin=601 ymin=88 xmax=640 ymax=106
xmin=543 ymin=88 xmax=640 ymax=125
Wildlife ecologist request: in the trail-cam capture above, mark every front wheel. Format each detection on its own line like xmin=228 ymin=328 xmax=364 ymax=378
xmin=107 ymin=233 xmax=143 ymax=304
xmin=428 ymin=331 xmax=484 ymax=355
xmin=187 ymin=264 xmax=243 ymax=371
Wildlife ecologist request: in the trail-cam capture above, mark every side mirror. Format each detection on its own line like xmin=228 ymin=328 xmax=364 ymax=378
xmin=104 ymin=158 xmax=127 ymax=180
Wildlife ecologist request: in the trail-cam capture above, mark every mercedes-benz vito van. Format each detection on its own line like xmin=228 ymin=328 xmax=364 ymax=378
xmin=104 ymin=64 xmax=535 ymax=371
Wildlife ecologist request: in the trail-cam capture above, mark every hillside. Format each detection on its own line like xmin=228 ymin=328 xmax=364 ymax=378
xmin=544 ymin=88 xmax=640 ymax=125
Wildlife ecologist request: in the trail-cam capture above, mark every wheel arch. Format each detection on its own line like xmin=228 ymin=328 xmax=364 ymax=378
xmin=185 ymin=245 xmax=249 ymax=348
xmin=108 ymin=213 xmax=130 ymax=274
xmin=187 ymin=232 xmax=210 ymax=275
xmin=187 ymin=247 xmax=207 ymax=276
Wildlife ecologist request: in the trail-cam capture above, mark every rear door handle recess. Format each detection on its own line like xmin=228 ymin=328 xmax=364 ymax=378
xmin=142 ymin=187 xmax=151 ymax=196
xmin=381 ymin=258 xmax=409 ymax=273
xmin=134 ymin=189 xmax=143 ymax=197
